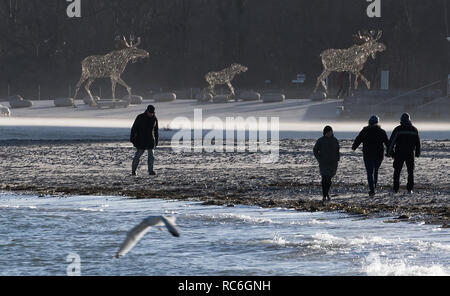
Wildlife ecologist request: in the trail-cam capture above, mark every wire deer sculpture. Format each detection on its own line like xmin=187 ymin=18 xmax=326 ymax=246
xmin=73 ymin=35 xmax=149 ymax=106
xmin=203 ymin=63 xmax=248 ymax=97
xmin=314 ymin=30 xmax=386 ymax=94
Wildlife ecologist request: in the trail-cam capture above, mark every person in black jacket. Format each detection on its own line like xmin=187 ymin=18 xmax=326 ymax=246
xmin=387 ymin=113 xmax=421 ymax=194
xmin=352 ymin=116 xmax=389 ymax=196
xmin=314 ymin=126 xmax=340 ymax=202
xmin=130 ymin=105 xmax=159 ymax=176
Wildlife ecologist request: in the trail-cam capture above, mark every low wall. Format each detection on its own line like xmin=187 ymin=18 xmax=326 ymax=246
xmin=342 ymin=89 xmax=449 ymax=120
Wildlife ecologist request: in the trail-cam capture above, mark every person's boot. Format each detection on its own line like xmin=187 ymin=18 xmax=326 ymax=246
xmin=149 ymin=171 xmax=156 ymax=176
xmin=131 ymin=171 xmax=137 ymax=176
xmin=326 ymin=195 xmax=331 ymax=201
xmin=369 ymin=190 xmax=375 ymax=197
xmin=393 ymin=184 xmax=399 ymax=194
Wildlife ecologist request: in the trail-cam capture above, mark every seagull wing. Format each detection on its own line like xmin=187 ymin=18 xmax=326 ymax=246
xmin=160 ymin=216 xmax=180 ymax=237
xmin=115 ymin=216 xmax=179 ymax=258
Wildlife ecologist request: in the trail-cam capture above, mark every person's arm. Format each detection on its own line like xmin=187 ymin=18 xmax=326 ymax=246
xmin=154 ymin=118 xmax=159 ymax=148
xmin=313 ymin=140 xmax=320 ymax=162
xmin=130 ymin=117 xmax=138 ymax=144
xmin=387 ymin=128 xmax=398 ymax=157
xmin=336 ymin=139 xmax=341 ymax=162
xmin=415 ymin=129 xmax=421 ymax=158
xmin=352 ymin=129 xmax=364 ymax=151
xmin=382 ymin=130 xmax=389 ymax=148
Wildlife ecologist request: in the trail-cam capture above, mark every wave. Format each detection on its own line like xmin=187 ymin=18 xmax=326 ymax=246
xmin=310 ymin=232 xmax=450 ymax=252
xmin=259 ymin=234 xmax=288 ymax=247
xmin=182 ymin=212 xmax=336 ymax=228
xmin=182 ymin=213 xmax=276 ymax=224
xmin=289 ymin=219 xmax=335 ymax=226
xmin=311 ymin=233 xmax=394 ymax=247
xmin=363 ymin=253 xmax=449 ymax=276
xmin=0 ymin=204 xmax=109 ymax=213
xmin=77 ymin=207 xmax=105 ymax=212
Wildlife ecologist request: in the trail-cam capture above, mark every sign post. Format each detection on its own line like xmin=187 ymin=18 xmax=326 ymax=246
xmin=292 ymin=74 xmax=306 ymax=89
xmin=381 ymin=70 xmax=389 ymax=90
xmin=265 ymin=80 xmax=271 ymax=92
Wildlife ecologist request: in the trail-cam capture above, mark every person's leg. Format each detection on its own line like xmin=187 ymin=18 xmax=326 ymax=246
xmin=405 ymin=157 xmax=415 ymax=192
xmin=364 ymin=158 xmax=375 ymax=193
xmin=321 ymin=175 xmax=332 ymax=200
xmin=393 ymin=157 xmax=404 ymax=193
xmin=373 ymin=158 xmax=383 ymax=190
xmin=324 ymin=176 xmax=332 ymax=199
xmin=321 ymin=176 xmax=327 ymax=199
xmin=132 ymin=149 xmax=145 ymax=174
xmin=148 ymin=149 xmax=155 ymax=174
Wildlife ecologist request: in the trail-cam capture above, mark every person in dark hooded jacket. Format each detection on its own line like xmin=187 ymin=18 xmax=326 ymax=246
xmin=313 ymin=126 xmax=340 ymax=202
xmin=352 ymin=116 xmax=389 ymax=196
xmin=130 ymin=105 xmax=159 ymax=176
xmin=387 ymin=113 xmax=421 ymax=194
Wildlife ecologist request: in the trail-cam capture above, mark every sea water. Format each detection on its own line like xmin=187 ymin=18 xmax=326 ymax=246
xmin=0 ymin=193 xmax=448 ymax=276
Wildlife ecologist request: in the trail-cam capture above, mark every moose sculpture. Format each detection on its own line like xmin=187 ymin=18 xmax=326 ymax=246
xmin=314 ymin=30 xmax=386 ymax=94
xmin=73 ymin=35 xmax=149 ymax=107
xmin=203 ymin=63 xmax=248 ymax=97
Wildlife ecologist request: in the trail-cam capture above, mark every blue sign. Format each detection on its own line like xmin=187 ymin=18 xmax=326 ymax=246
xmin=292 ymin=73 xmax=306 ymax=84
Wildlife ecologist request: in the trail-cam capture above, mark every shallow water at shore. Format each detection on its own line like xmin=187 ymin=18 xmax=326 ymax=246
xmin=0 ymin=193 xmax=448 ymax=276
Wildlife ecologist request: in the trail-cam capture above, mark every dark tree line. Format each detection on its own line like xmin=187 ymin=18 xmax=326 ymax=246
xmin=0 ymin=0 xmax=449 ymax=99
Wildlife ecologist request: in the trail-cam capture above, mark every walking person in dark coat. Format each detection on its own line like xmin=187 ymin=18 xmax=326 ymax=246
xmin=387 ymin=113 xmax=421 ymax=194
xmin=314 ymin=126 xmax=340 ymax=202
xmin=130 ymin=105 xmax=159 ymax=176
xmin=352 ymin=116 xmax=389 ymax=196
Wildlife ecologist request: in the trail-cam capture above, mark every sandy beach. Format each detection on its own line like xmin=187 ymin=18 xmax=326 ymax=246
xmin=0 ymin=100 xmax=449 ymax=226
xmin=1 ymin=138 xmax=448 ymax=226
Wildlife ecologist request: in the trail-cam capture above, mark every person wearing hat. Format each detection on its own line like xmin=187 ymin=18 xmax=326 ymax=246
xmin=387 ymin=113 xmax=421 ymax=194
xmin=130 ymin=105 xmax=159 ymax=176
xmin=352 ymin=115 xmax=389 ymax=196
xmin=313 ymin=126 xmax=341 ymax=202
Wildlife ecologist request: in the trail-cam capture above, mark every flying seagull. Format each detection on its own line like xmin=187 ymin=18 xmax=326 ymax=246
xmin=115 ymin=216 xmax=180 ymax=258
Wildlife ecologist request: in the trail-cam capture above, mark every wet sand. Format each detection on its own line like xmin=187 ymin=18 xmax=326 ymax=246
xmin=0 ymin=139 xmax=449 ymax=226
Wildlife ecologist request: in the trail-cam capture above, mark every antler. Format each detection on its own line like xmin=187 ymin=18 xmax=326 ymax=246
xmin=368 ymin=30 xmax=383 ymax=41
xmin=375 ymin=30 xmax=382 ymax=41
xmin=129 ymin=35 xmax=141 ymax=47
xmin=115 ymin=35 xmax=130 ymax=49
xmin=353 ymin=30 xmax=370 ymax=44
xmin=114 ymin=34 xmax=142 ymax=49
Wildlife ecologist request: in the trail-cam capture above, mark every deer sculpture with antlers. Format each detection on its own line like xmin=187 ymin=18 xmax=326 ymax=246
xmin=314 ymin=30 xmax=386 ymax=94
xmin=73 ymin=35 xmax=149 ymax=107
